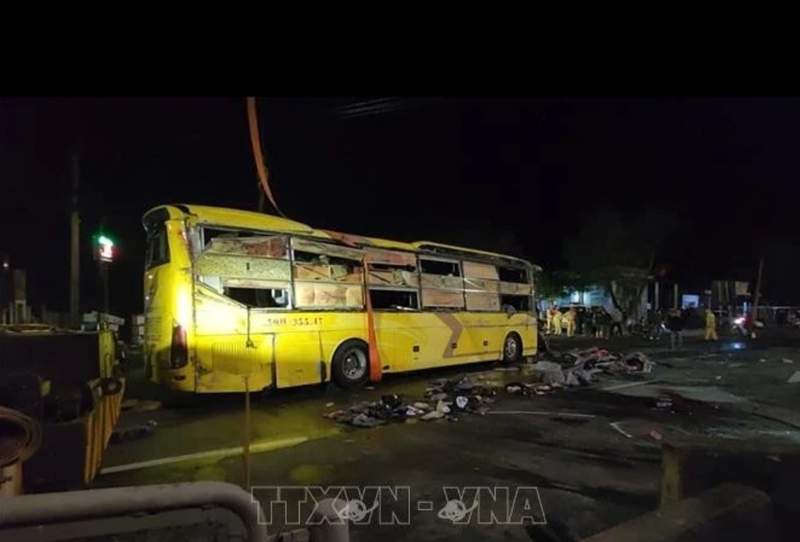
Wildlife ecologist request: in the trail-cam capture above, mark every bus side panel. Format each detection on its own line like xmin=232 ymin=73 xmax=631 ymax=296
xmin=193 ymin=289 xmax=275 ymax=393
xmin=389 ymin=312 xmax=474 ymax=370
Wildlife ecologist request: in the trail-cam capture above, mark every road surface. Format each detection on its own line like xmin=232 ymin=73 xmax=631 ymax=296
xmin=94 ymin=328 xmax=800 ymax=541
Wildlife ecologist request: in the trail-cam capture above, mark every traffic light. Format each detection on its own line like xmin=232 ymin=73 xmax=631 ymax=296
xmin=95 ymin=234 xmax=115 ymax=263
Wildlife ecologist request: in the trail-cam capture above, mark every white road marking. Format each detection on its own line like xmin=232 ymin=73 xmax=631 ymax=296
xmin=609 ymin=421 xmax=634 ymax=439
xmin=488 ymin=410 xmax=595 ymax=419
xmin=100 ymin=436 xmax=310 ymax=475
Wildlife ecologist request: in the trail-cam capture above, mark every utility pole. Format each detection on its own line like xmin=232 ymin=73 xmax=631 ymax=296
xmin=70 ymin=154 xmax=81 ymax=328
xmin=753 ymin=256 xmax=765 ymax=321
xmin=654 ymin=281 xmax=660 ymax=312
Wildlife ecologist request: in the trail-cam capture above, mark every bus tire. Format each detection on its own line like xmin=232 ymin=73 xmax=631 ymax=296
xmin=502 ymin=332 xmax=523 ymax=364
xmin=332 ymin=339 xmax=370 ymax=389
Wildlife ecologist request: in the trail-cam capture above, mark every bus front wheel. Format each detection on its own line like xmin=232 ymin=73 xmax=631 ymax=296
xmin=502 ymin=333 xmax=522 ymax=364
xmin=332 ymin=339 xmax=370 ymax=389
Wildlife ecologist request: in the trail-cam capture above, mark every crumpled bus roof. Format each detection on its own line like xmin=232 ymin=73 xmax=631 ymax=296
xmin=143 ymin=204 xmax=540 ymax=269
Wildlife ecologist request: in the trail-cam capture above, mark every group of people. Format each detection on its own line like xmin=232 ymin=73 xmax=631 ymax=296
xmin=543 ymin=305 xmax=625 ymax=339
xmin=543 ymin=304 xmax=722 ymax=348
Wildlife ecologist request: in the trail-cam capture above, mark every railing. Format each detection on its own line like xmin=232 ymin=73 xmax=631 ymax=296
xmin=0 ymin=482 xmax=350 ymax=542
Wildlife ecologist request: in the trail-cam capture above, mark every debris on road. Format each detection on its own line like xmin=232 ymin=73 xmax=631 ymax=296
xmin=111 ymin=420 xmax=157 ymax=443
xmin=325 ymin=346 xmax=656 ymax=428
xmin=327 ymin=375 xmax=499 ymax=427
xmin=649 ymin=430 xmax=663 ymax=441
xmin=609 ymin=421 xmax=633 ymax=439
xmin=783 ymin=358 xmax=795 ymax=364
xmin=787 ymin=371 xmax=800 ymax=384
xmin=529 ymin=346 xmax=653 ymax=388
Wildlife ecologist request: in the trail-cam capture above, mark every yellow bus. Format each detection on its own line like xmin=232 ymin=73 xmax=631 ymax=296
xmin=142 ymin=204 xmax=538 ymax=393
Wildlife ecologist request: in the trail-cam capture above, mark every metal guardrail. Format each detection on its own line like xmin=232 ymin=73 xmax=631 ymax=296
xmin=0 ymin=482 xmax=269 ymax=542
xmin=0 ymin=482 xmax=351 ymax=542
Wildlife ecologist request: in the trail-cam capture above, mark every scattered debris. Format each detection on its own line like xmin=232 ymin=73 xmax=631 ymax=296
xmin=111 ymin=420 xmax=157 ymax=443
xmin=655 ymin=396 xmax=674 ymax=411
xmin=788 ymin=371 xmax=800 ymax=384
xmin=533 ymin=347 xmax=653 ymax=388
xmin=609 ymin=422 xmax=633 ymax=439
xmin=328 ymin=374 xmax=498 ymax=427
xmin=351 ymin=413 xmax=386 ymax=428
xmin=325 ymin=402 xmax=335 ymax=407
xmin=649 ymin=430 xmax=663 ymax=441
xmin=505 ymin=382 xmax=557 ymax=396
xmin=326 ymin=345 xmax=656 ymax=429
xmin=727 ymin=362 xmax=745 ymax=369
xmin=783 ymin=359 xmax=795 ymax=364
xmin=759 ymin=359 xmax=767 ymax=363
xmin=531 ymin=361 xmax=565 ymax=385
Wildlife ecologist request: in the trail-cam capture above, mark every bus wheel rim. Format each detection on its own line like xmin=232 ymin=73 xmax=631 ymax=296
xmin=343 ymin=349 xmax=367 ymax=380
xmin=505 ymin=336 xmax=518 ymax=359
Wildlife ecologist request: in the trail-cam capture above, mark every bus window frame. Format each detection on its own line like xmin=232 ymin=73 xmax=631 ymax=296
xmin=194 ymin=224 xmax=293 ymax=309
xmin=418 ymin=255 xmax=465 ymax=310
xmin=145 ymin=223 xmax=170 ymax=270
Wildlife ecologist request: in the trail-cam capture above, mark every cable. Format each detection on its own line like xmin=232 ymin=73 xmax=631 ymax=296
xmin=0 ymin=406 xmax=43 ymax=467
xmin=246 ymin=97 xmax=285 ymax=218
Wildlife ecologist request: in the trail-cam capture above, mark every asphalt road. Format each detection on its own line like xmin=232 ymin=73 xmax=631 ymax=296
xmin=95 ymin=328 xmax=800 ymax=541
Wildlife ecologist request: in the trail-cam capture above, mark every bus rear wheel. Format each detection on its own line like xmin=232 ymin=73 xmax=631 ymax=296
xmin=502 ymin=333 xmax=522 ymax=364
xmin=332 ymin=340 xmax=370 ymax=389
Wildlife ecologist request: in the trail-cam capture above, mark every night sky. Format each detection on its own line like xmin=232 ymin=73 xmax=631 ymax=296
xmin=1 ymin=97 xmax=799 ymax=317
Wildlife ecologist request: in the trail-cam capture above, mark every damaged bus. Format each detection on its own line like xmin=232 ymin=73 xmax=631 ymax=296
xmin=143 ymin=204 xmax=538 ymax=393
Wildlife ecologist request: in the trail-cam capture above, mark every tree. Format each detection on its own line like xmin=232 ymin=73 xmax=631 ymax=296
xmin=562 ymin=205 xmax=685 ymax=315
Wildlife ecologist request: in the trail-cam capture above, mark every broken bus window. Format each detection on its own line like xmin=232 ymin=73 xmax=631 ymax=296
xmin=370 ymin=289 xmax=419 ymax=310
xmin=498 ymin=266 xmax=528 ymax=284
xmin=501 ymin=295 xmax=531 ymax=312
xmin=224 ymin=287 xmax=290 ymax=309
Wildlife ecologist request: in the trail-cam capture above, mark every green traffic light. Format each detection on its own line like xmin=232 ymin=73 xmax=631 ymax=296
xmin=97 ymin=234 xmax=114 ymax=247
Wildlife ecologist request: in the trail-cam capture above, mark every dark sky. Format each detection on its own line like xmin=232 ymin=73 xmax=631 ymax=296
xmin=1 ymin=97 xmax=799 ymax=316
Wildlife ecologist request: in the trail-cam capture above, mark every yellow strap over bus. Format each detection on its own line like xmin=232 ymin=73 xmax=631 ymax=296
xmin=363 ymin=256 xmax=383 ymax=383
xmin=322 ymin=230 xmax=383 ymax=382
xmin=247 ymin=97 xmax=285 ymax=218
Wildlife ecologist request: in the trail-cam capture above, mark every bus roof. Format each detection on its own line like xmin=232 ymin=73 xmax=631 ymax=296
xmin=143 ymin=204 xmax=332 ymax=239
xmin=143 ymin=204 xmax=537 ymax=268
xmin=412 ymin=241 xmax=534 ymax=268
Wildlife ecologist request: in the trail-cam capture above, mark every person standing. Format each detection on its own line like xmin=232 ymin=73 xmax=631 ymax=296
xmin=552 ymin=308 xmax=563 ymax=336
xmin=704 ymin=308 xmax=718 ymax=341
xmin=576 ymin=306 xmax=587 ymax=336
xmin=564 ymin=306 xmax=577 ymax=337
xmin=610 ymin=309 xmax=624 ymax=337
xmin=545 ymin=305 xmax=554 ymax=335
xmin=666 ymin=309 xmax=684 ymax=349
